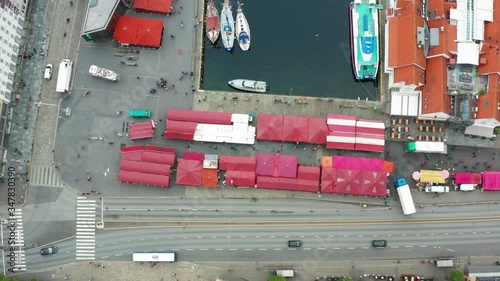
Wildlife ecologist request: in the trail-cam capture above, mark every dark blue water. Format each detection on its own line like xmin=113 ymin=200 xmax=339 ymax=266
xmin=201 ymin=0 xmax=378 ymax=100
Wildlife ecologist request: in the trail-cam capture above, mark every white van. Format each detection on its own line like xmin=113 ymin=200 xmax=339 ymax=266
xmin=460 ymin=184 xmax=476 ymax=191
xmin=44 ymin=64 xmax=53 ymax=79
xmin=425 ymin=186 xmax=449 ymax=193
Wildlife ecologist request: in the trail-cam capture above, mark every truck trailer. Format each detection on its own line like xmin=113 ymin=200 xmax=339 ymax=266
xmin=394 ymin=178 xmax=416 ymax=215
xmin=56 ymin=59 xmax=73 ymax=93
xmin=89 ymin=65 xmax=120 ymax=82
xmin=406 ymin=141 xmax=447 ymax=154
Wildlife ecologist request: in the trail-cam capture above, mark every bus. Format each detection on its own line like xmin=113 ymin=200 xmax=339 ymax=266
xmin=132 ymin=252 xmax=176 ymax=262
xmin=127 ymin=110 xmax=151 ymax=118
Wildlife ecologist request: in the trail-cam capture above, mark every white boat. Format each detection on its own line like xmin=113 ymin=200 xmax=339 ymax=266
xmin=236 ymin=2 xmax=250 ymax=51
xmin=220 ymin=0 xmax=235 ymax=52
xmin=228 ymin=79 xmax=268 ymax=93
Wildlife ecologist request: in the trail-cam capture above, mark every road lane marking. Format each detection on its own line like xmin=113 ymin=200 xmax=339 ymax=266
xmin=447 ymin=249 xmax=455 ymax=252
xmin=226 ymin=236 xmax=231 ymax=238
xmin=115 ymin=254 xmax=123 ymax=256
xmin=416 ymin=233 xmax=421 ymax=236
xmin=285 ymin=236 xmax=289 ymax=238
xmin=361 ymin=247 xmax=369 ymax=249
xmin=212 ymin=236 xmax=216 ymax=238
xmin=347 ymin=247 xmax=355 ymax=250
xmin=358 ymin=235 xmax=363 ymax=237
xmin=274 ymin=248 xmax=282 ymax=251
xmin=318 ymin=248 xmax=326 ymax=250
xmin=183 ymin=237 xmax=187 ymax=239
xmin=259 ymin=248 xmax=267 ymax=251
xmin=270 ymin=236 xmax=275 ymax=238
xmin=419 ymin=245 xmax=427 ymax=248
xmin=314 ymin=236 xmax=319 ymax=238
xmin=405 ymin=246 xmax=413 ymax=248
xmin=230 ymin=249 xmax=238 ymax=251
xmin=215 ymin=249 xmax=223 ymax=251
xmin=401 ymin=234 xmax=406 ymax=236
xmin=241 ymin=236 xmax=246 ymax=238
xmin=244 ymin=249 xmax=252 ymax=251
xmin=391 ymin=246 xmax=399 ymax=248
xmin=198 ymin=237 xmax=202 ymax=239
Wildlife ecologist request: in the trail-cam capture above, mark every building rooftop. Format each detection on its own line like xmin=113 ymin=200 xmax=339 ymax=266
xmin=421 ymin=56 xmax=450 ymax=116
xmin=82 ymin=0 xmax=120 ymax=34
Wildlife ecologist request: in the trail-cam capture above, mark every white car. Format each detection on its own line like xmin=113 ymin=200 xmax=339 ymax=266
xmin=44 ymin=64 xmax=53 ymax=80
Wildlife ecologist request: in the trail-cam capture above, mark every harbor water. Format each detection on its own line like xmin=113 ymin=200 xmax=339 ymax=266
xmin=201 ymin=0 xmax=379 ymax=100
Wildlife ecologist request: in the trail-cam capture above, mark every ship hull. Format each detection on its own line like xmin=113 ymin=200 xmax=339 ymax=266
xmin=221 ymin=0 xmax=235 ymax=52
xmin=206 ymin=0 xmax=220 ymax=44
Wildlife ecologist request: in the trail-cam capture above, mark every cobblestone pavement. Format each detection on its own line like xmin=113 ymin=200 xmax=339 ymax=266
xmin=0 ymin=0 xmax=49 ymax=205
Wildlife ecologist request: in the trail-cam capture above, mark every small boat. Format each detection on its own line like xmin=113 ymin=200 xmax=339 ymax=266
xmin=220 ymin=0 xmax=235 ymax=51
xmin=236 ymin=2 xmax=250 ymax=51
xmin=228 ymin=79 xmax=269 ymax=93
xmin=205 ymin=0 xmax=220 ymax=44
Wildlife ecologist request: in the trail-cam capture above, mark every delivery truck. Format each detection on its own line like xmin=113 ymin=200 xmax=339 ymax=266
xmin=56 ymin=59 xmax=72 ymax=93
xmin=394 ymin=178 xmax=416 ymax=215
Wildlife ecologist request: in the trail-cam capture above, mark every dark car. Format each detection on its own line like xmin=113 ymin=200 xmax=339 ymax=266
xmin=288 ymin=240 xmax=303 ymax=248
xmin=40 ymin=246 xmax=58 ymax=255
xmin=372 ymin=240 xmax=387 ymax=248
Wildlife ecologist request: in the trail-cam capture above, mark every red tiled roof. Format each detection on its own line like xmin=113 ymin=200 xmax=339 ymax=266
xmin=421 ymin=56 xmax=450 ymax=115
xmin=394 ymin=65 xmax=425 ymax=86
xmin=426 ymin=1 xmax=456 ymax=58
xmin=478 ymin=22 xmax=500 ymax=74
xmin=476 ymin=74 xmax=500 ymax=120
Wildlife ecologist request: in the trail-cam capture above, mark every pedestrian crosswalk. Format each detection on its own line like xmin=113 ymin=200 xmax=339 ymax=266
xmin=76 ymin=197 xmax=96 ymax=260
xmin=29 ymin=165 xmax=64 ymax=187
xmin=8 ymin=209 xmax=26 ymax=271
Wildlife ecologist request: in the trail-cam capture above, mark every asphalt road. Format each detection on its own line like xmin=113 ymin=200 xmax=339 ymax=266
xmin=21 ymin=197 xmax=500 ymax=270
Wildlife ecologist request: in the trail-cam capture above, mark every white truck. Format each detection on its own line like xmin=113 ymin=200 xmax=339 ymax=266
xmin=275 ymin=270 xmax=294 ymax=278
xmin=406 ymin=141 xmax=447 ymax=154
xmin=394 ymin=178 xmax=416 ymax=215
xmin=56 ymin=59 xmax=73 ymax=93
xmin=89 ymin=65 xmax=120 ymax=82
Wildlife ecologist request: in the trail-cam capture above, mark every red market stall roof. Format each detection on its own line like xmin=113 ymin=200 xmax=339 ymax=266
xmin=327 ymin=114 xmax=356 ymax=132
xmin=113 ymin=16 xmax=163 ymax=48
xmin=219 ymin=155 xmax=256 ymax=171
xmin=129 ymin=121 xmax=154 ymax=140
xmin=321 ymin=167 xmax=337 ymax=193
xmin=355 ymin=133 xmax=385 ymax=152
xmin=257 ymin=176 xmax=279 ymax=189
xmin=118 ymin=170 xmax=170 ymax=187
xmin=120 ymin=160 xmax=170 ymax=176
xmin=482 ymin=171 xmax=500 ymax=191
xmin=164 ymin=120 xmax=198 ymax=140
xmin=201 ymin=169 xmax=218 ymax=188
xmin=133 ymin=0 xmax=172 ymax=14
xmin=332 ymin=156 xmax=384 ymax=171
xmin=360 ymin=171 xmax=387 ymax=197
xmin=277 ymin=154 xmax=298 ymax=178
xmin=167 ymin=109 xmax=232 ymax=125
xmin=383 ymin=161 xmax=395 ymax=173
xmin=279 ymin=177 xmax=297 ymax=191
xmin=257 ymin=114 xmax=284 ymax=141
xmin=296 ymin=179 xmax=319 ymax=193
xmin=356 ymin=120 xmax=385 ymax=135
xmin=226 ymin=171 xmax=256 ymax=187
xmin=176 ymin=159 xmax=203 ymax=186
xmin=297 ymin=166 xmax=320 ymax=181
xmin=308 ymin=117 xmax=329 ymax=144
xmin=256 ymin=153 xmax=278 ymax=177
xmin=335 ymin=169 xmax=362 ymax=195
xmin=326 ymin=131 xmax=356 ymax=150
xmin=183 ymin=152 xmax=205 ymax=162
xmin=121 ymin=145 xmax=175 ymax=165
xmin=454 ymin=172 xmax=482 ymax=184
xmin=282 ymin=116 xmax=309 ymax=143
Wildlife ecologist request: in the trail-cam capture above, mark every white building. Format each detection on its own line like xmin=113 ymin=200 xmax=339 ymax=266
xmin=0 ymin=0 xmax=27 ymax=103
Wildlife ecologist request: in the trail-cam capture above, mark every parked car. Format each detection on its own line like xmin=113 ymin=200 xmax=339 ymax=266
xmin=372 ymin=240 xmax=387 ymax=248
xmin=288 ymin=240 xmax=303 ymax=248
xmin=40 ymin=245 xmax=58 ymax=255
xmin=44 ymin=64 xmax=53 ymax=80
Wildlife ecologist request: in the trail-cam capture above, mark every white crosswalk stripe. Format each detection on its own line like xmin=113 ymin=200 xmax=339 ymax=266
xmin=29 ymin=165 xmax=64 ymax=187
xmin=5 ymin=209 xmax=26 ymax=271
xmin=76 ymin=197 xmax=96 ymax=260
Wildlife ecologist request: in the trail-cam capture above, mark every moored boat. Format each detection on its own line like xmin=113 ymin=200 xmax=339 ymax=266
xmin=228 ymin=79 xmax=268 ymax=93
xmin=236 ymin=2 xmax=250 ymax=51
xmin=349 ymin=0 xmax=379 ymax=80
xmin=220 ymin=0 xmax=235 ymax=52
xmin=205 ymin=0 xmax=220 ymax=44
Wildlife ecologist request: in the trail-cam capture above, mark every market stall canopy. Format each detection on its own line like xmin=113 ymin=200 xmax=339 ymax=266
xmin=133 ymin=0 xmax=172 ymax=13
xmin=257 ymin=114 xmax=284 ymax=141
xmin=113 ymin=16 xmax=164 ymax=47
xmin=282 ymin=116 xmax=309 ymax=143
xmin=176 ymin=159 xmax=203 ymax=186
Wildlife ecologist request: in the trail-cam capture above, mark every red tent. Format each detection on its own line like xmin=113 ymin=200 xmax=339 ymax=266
xmin=120 ymin=160 xmax=170 ymax=175
xmin=164 ymin=120 xmax=198 ymax=140
xmin=279 ymin=178 xmax=297 ymax=191
xmin=133 ymin=0 xmax=172 ymax=13
xmin=383 ymin=161 xmax=394 ymax=173
xmin=129 ymin=122 xmax=154 ymax=140
xmin=167 ymin=109 xmax=232 ymax=125
xmin=326 ymin=131 xmax=356 ymax=150
xmin=257 ymin=114 xmax=284 ymax=141
xmin=327 ymin=114 xmax=356 ymax=132
xmin=176 ymin=159 xmax=203 ymax=186
xmin=482 ymin=171 xmax=500 ymax=191
xmin=119 ymin=170 xmax=170 ymax=187
xmin=257 ymin=176 xmax=279 ymax=189
xmin=183 ymin=152 xmax=205 ymax=162
xmin=225 ymin=171 xmax=256 ymax=187
xmin=454 ymin=172 xmax=482 ymax=184
xmin=357 ymin=157 xmax=372 ymax=170
xmin=297 ymin=166 xmax=320 ymax=181
xmin=333 ymin=156 xmax=347 ymax=169
xmin=360 ymin=171 xmax=387 ymax=197
xmin=201 ymin=169 xmax=218 ymax=188
xmin=345 ymin=157 xmax=360 ymax=170
xmin=256 ymin=153 xmax=277 ymax=177
xmin=282 ymin=116 xmax=309 ymax=142
xmin=321 ymin=167 xmax=336 ymax=193
xmin=142 ymin=151 xmax=175 ymax=165
xmin=219 ymin=156 xmax=256 ymax=171
xmin=277 ymin=154 xmax=298 ymax=178
xmin=296 ymin=179 xmax=319 ymax=193
xmin=113 ymin=16 xmax=164 ymax=47
xmin=308 ymin=118 xmax=329 ymax=144
xmin=369 ymin=158 xmax=384 ymax=171
xmin=121 ymin=146 xmax=175 ymax=165
xmin=335 ymin=169 xmax=362 ymax=195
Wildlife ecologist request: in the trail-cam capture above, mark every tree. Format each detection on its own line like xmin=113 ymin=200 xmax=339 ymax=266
xmin=267 ymin=276 xmax=285 ymax=281
xmin=450 ymin=270 xmax=465 ymax=281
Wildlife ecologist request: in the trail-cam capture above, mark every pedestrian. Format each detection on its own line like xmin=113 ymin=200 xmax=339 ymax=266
xmin=33 ymin=48 xmax=37 ymax=53
xmin=170 ymin=34 xmax=175 ymax=39
xmin=185 ymin=92 xmax=188 ymax=95
xmin=180 ymin=21 xmax=184 ymax=28
xmin=70 ymin=1 xmax=73 ymax=6
xmin=180 ymin=5 xmax=183 ymax=9
xmin=136 ymin=76 xmax=140 ymax=79
xmin=66 ymin=18 xmax=70 ymax=23
xmin=172 ymin=84 xmax=175 ymax=88
xmin=159 ymin=119 xmax=162 ymax=122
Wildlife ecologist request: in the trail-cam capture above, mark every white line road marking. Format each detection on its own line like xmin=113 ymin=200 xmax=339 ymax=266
xmin=447 ymin=249 xmax=455 ymax=252
xmin=270 ymin=236 xmax=275 ymax=238
xmin=259 ymin=248 xmax=267 ymax=251
xmin=274 ymin=248 xmax=282 ymax=251
xmin=244 ymin=249 xmax=252 ymax=251
xmin=420 ymin=245 xmax=427 ymax=248
xmin=212 ymin=236 xmax=216 ymax=238
xmin=405 ymin=246 xmax=413 ymax=248
xmin=361 ymin=247 xmax=369 ymax=249
xmin=198 ymin=237 xmax=202 ymax=239
xmin=314 ymin=236 xmax=319 ymax=238
xmin=241 ymin=236 xmax=246 ymax=238
xmin=230 ymin=249 xmax=238 ymax=251
xmin=318 ymin=248 xmax=326 ymax=250
xmin=285 ymin=236 xmax=289 ymax=238
xmin=401 ymin=234 xmax=406 ymax=236
xmin=215 ymin=249 xmax=223 ymax=251
xmin=391 ymin=246 xmax=399 ymax=248
xmin=115 ymin=254 xmax=123 ymax=256
xmin=416 ymin=233 xmax=421 ymax=236
xmin=347 ymin=247 xmax=355 ymax=250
